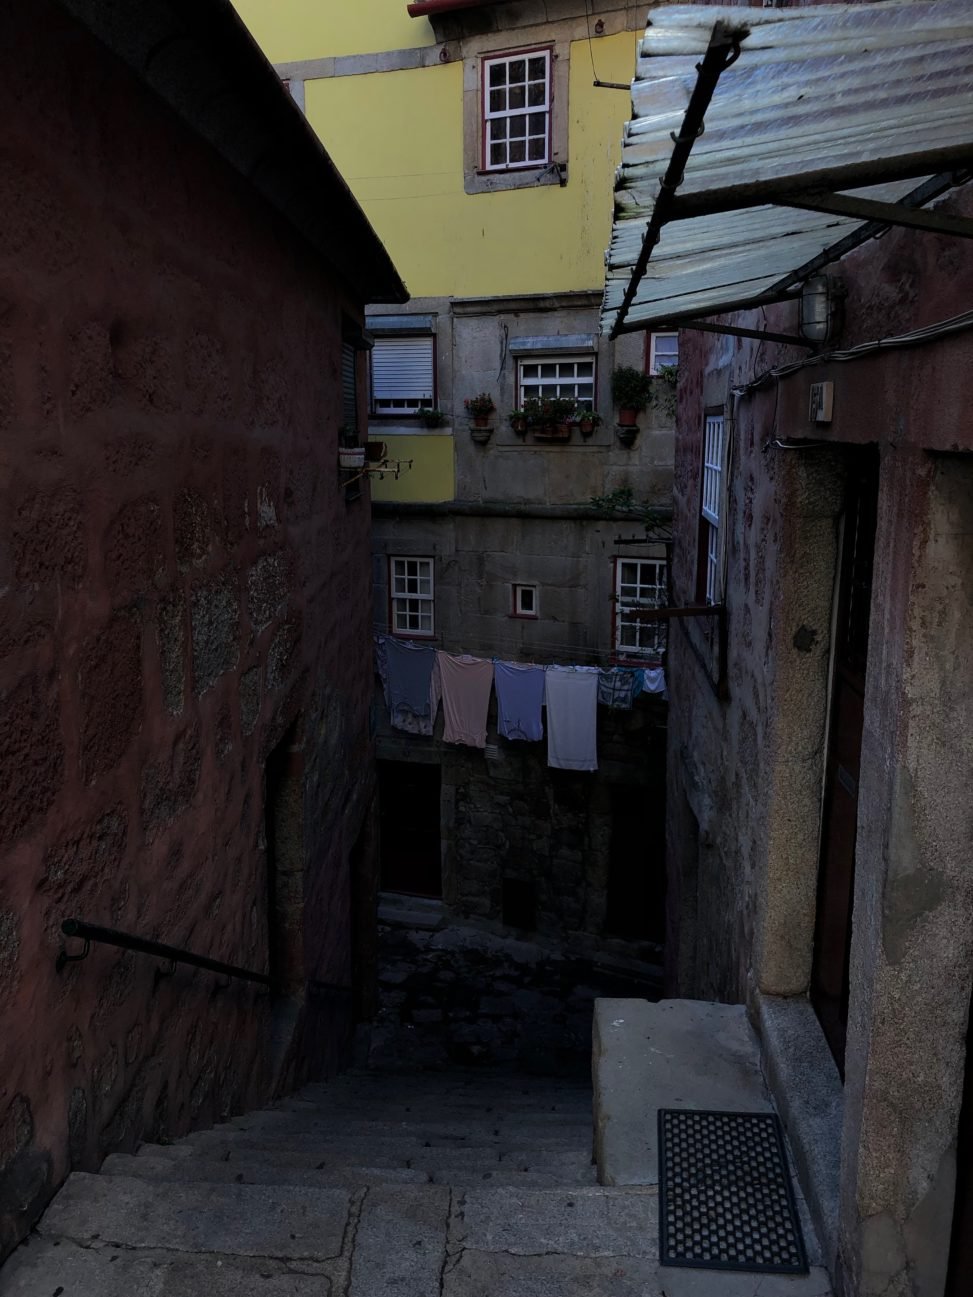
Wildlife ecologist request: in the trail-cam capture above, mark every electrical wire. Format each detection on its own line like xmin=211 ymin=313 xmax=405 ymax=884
xmin=372 ymin=624 xmax=667 ymax=665
xmin=732 ymin=307 xmax=973 ymax=399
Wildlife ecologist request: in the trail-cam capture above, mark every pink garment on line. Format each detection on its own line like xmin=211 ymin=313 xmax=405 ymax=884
xmin=437 ymin=652 xmax=494 ymax=749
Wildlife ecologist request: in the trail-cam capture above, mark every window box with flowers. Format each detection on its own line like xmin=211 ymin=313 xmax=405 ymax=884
xmin=465 ymin=393 xmax=496 ymax=442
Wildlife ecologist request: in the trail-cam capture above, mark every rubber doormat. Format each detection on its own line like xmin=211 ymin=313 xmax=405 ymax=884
xmin=658 ymin=1109 xmax=809 ymax=1274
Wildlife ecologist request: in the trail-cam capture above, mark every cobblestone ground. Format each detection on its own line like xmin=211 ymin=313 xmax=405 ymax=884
xmin=370 ymin=918 xmax=662 ymax=1074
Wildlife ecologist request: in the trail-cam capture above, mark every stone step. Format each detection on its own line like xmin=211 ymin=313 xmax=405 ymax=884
xmin=0 ymin=1239 xmax=329 ymax=1297
xmin=103 ymin=1152 xmax=598 ymax=1189
xmin=193 ymin=1114 xmax=592 ymax=1145
xmin=34 ymin=1172 xmax=353 ymax=1261
xmin=137 ymin=1139 xmax=595 ymax=1177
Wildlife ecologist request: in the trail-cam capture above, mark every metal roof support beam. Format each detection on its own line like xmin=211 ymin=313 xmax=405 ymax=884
xmin=773 ymin=190 xmax=973 ymax=239
xmin=664 ymin=145 xmax=973 ymax=223
xmin=657 ymin=319 xmax=814 ymax=349
xmin=609 ymin=21 xmax=742 ymax=340
xmin=767 ymin=173 xmax=966 ymax=297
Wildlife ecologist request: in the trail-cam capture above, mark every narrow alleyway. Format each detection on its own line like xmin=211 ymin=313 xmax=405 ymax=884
xmin=0 ymin=1047 xmax=832 ymax=1296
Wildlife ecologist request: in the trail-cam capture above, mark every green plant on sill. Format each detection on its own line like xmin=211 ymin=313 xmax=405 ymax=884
xmin=418 ymin=407 xmax=448 ymax=428
xmin=588 ymin=486 xmax=669 ymax=526
xmin=610 ymin=364 xmax=654 ymax=413
xmin=652 ymin=363 xmax=679 ymax=420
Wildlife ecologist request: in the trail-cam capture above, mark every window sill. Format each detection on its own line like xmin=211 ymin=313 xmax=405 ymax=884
xmin=464 ymin=163 xmax=565 ymax=196
xmin=509 ymin=612 xmax=539 ymax=621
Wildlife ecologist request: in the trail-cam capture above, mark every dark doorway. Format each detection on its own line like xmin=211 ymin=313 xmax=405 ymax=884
xmin=810 ymin=447 xmax=879 ymax=1077
xmin=605 ymin=784 xmax=666 ymax=944
xmin=946 ymin=986 xmax=973 ymax=1297
xmin=378 ymin=760 xmax=442 ymax=897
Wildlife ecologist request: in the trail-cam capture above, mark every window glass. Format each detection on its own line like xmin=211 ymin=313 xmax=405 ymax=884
xmin=614 ymin=558 xmax=667 ymax=659
xmin=517 ymin=354 xmax=595 ymax=409
xmin=391 ymin=557 xmax=435 ymax=637
xmin=482 ymin=50 xmax=551 ymax=171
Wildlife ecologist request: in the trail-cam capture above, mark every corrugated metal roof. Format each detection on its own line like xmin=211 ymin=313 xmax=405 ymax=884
xmin=601 ymin=1 xmax=973 ymax=337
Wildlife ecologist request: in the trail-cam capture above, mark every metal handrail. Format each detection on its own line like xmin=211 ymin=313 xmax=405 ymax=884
xmin=57 ymin=918 xmax=272 ymax=988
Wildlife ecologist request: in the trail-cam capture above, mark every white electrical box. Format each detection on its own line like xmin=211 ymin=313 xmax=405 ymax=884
xmin=809 ymin=381 xmax=834 ymax=423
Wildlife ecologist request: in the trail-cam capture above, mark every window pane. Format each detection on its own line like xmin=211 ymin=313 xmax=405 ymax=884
xmin=490 ymin=143 xmax=506 ymax=166
xmin=509 ymin=140 xmax=526 ymax=163
xmin=577 ymin=362 xmax=593 ymax=378
xmin=520 ymin=364 xmax=539 ymax=379
xmin=509 ymin=116 xmax=526 ymax=138
xmin=528 ymin=56 xmax=546 ymax=79
xmin=528 ymin=112 xmax=546 ymax=135
xmin=489 ymin=89 xmax=506 ymax=113
xmin=509 ymin=59 xmax=526 ymax=83
xmin=490 ymin=118 xmax=507 ymax=140
xmin=509 ymin=85 xmax=526 ymax=110
xmin=489 ymin=62 xmax=506 ymax=86
xmin=528 ymin=138 xmax=545 ymax=161
xmin=528 ymin=82 xmax=545 ymax=107
xmin=540 ymin=363 xmax=556 ymax=378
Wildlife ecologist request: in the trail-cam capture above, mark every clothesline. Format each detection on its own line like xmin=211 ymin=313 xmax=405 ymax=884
xmin=374 ymin=635 xmax=666 ymax=774
xmin=370 ymin=622 xmax=665 ymax=667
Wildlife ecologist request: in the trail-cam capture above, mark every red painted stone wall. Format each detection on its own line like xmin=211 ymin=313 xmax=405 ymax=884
xmin=0 ymin=1 xmax=378 ymax=1258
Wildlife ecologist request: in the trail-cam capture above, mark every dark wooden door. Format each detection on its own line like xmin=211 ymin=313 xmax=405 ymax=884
xmin=810 ymin=448 xmax=879 ymax=1077
xmin=378 ymin=760 xmax=442 ymax=898
xmin=946 ymin=986 xmax=973 ymax=1297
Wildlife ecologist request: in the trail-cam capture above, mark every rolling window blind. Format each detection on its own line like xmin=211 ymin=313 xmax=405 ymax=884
xmin=371 ymin=337 xmax=434 ymax=404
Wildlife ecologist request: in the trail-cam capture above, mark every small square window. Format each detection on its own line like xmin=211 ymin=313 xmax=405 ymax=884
xmin=482 ymin=49 xmax=551 ymax=172
xmin=512 ymin=583 xmax=538 ymax=618
xmin=517 ymin=354 xmax=595 ymax=410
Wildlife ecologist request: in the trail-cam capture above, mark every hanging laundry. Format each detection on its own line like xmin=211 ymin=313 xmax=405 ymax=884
xmin=598 ymin=667 xmax=638 ymax=711
xmin=437 ymin=652 xmax=494 ymax=748
xmin=381 ymin=636 xmax=440 ymax=735
xmin=494 ymin=661 xmax=545 ymax=741
xmin=642 ymin=666 xmax=667 ymax=696
xmin=545 ymin=666 xmax=599 ymax=771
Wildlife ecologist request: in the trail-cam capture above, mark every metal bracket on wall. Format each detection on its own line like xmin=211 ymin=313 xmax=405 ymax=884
xmin=345 ymin=458 xmax=414 ymax=487
xmin=55 ymin=938 xmax=91 ymax=973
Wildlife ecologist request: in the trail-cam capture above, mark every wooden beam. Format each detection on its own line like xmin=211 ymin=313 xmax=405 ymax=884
xmin=775 ymin=190 xmax=973 ymax=238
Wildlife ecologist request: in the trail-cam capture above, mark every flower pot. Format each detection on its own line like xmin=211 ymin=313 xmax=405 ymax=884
xmin=617 ymin=406 xmax=639 ymax=427
xmin=510 ymin=417 xmax=528 ymax=437
xmin=366 ymin=441 xmax=387 ymax=463
xmin=615 ymin=424 xmax=639 ymax=448
xmin=338 ymin=446 xmax=366 ymax=470
xmin=472 ymin=413 xmax=491 ymax=428
xmin=470 ymin=426 xmax=492 ymax=445
xmin=533 ymin=422 xmax=571 ymax=442
xmin=578 ymin=418 xmax=594 ymax=437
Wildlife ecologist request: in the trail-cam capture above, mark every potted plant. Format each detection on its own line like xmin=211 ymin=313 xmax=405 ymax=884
xmin=338 ymin=425 xmax=365 ymax=470
xmin=611 ymin=365 xmax=654 ymax=426
xmin=532 ymin=396 xmax=575 ymax=441
xmin=577 ymin=408 xmax=601 ymax=438
xmin=418 ymin=407 xmax=447 ymax=428
xmin=464 ymin=393 xmax=495 ymax=428
xmin=508 ymin=408 xmax=528 ymax=436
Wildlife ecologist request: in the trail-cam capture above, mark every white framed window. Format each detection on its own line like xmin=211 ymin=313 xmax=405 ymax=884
xmin=648 ymin=332 xmax=679 ymax=375
xmin=390 ymin=557 xmax=435 ymax=638
xmin=483 ymin=49 xmax=552 ymax=171
xmin=614 ymin=558 xmax=668 ymax=660
xmin=701 ymin=414 xmax=725 ymax=605
xmin=517 ymin=355 xmax=594 ymax=409
xmin=512 ymin=583 xmax=538 ymax=618
xmin=371 ymin=336 xmax=435 ymax=415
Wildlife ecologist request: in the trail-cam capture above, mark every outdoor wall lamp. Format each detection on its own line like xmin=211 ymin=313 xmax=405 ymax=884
xmin=799 ymin=274 xmax=843 ymax=345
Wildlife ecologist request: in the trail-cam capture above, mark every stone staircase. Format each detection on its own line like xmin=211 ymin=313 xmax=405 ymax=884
xmin=0 ymin=1068 xmax=664 ymax=1296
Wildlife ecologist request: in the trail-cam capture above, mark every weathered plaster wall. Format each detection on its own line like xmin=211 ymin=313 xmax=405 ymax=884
xmin=0 ymin=1 xmax=376 ymax=1258
xmin=665 ymin=185 xmax=973 ymax=1295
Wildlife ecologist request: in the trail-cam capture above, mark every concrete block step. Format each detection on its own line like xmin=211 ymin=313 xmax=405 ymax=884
xmin=173 ymin=1132 xmax=592 ymax=1166
xmin=0 ymin=1238 xmax=330 ymax=1297
xmin=35 ymin=1172 xmax=353 ymax=1261
xmin=104 ymin=1153 xmax=598 ymax=1190
xmin=453 ymin=1185 xmax=660 ymax=1259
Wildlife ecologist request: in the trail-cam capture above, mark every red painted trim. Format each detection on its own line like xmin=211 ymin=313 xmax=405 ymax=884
xmin=408 ymin=0 xmax=503 ymax=15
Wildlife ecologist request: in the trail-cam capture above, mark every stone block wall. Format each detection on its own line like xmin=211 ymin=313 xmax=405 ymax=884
xmin=0 ymin=1 xmax=377 ymax=1259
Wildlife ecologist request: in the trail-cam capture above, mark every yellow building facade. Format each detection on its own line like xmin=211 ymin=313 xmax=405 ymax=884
xmin=233 ymin=0 xmax=645 ymax=506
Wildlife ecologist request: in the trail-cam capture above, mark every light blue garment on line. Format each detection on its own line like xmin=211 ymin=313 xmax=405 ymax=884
xmin=494 ymin=661 xmax=546 ymax=741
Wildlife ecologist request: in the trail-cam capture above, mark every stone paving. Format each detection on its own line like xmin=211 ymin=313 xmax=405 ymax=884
xmin=0 ymin=1063 xmax=832 ymax=1297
